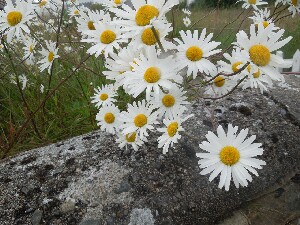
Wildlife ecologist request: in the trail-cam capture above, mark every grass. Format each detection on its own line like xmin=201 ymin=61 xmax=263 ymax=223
xmin=0 ymin=5 xmax=299 ymax=158
xmin=170 ymin=6 xmax=300 ymax=57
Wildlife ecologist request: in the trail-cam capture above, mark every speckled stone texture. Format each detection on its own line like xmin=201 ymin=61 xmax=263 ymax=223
xmin=0 ymin=75 xmax=299 ymax=225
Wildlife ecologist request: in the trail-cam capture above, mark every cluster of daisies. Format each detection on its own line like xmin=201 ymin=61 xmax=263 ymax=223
xmin=0 ymin=0 xmax=297 ymax=190
xmin=182 ymin=8 xmax=192 ymax=27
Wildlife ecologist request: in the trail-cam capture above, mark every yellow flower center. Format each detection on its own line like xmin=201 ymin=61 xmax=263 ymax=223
xmin=162 ymin=94 xmax=175 ymax=107
xmin=232 ymin=61 xmax=243 ymax=73
xmin=262 ymin=21 xmax=269 ymax=28
xmin=88 ymin=21 xmax=95 ymax=30
xmin=249 ymin=44 xmax=271 ymax=66
xmin=134 ymin=114 xmax=147 ymax=127
xmin=247 ymin=65 xmax=261 ymax=78
xmin=29 ymin=45 xmax=34 ymax=53
xmin=48 ymin=51 xmax=54 ymax=62
xmin=114 ymin=0 xmax=122 ymax=5
xmin=100 ymin=30 xmax=116 ymax=44
xmin=126 ymin=132 xmax=136 ymax=142
xmin=74 ymin=10 xmax=79 ymax=15
xmin=39 ymin=0 xmax=47 ymax=7
xmin=141 ymin=28 xmax=159 ymax=46
xmin=104 ymin=112 xmax=115 ymax=124
xmin=292 ymin=0 xmax=297 ymax=6
xmin=100 ymin=93 xmax=108 ymax=101
xmin=144 ymin=67 xmax=161 ymax=83
xmin=248 ymin=0 xmax=257 ymax=4
xmin=7 ymin=11 xmax=23 ymax=26
xmin=186 ymin=46 xmax=203 ymax=62
xmin=214 ymin=76 xmax=225 ymax=87
xmin=219 ymin=146 xmax=240 ymax=166
xmin=135 ymin=5 xmax=159 ymax=26
xmin=167 ymin=122 xmax=179 ymax=137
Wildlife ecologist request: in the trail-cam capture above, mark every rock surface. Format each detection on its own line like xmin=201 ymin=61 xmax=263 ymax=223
xmin=0 ymin=75 xmax=300 ymax=225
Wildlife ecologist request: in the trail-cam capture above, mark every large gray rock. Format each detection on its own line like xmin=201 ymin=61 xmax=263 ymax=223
xmin=0 ymin=75 xmax=299 ymax=225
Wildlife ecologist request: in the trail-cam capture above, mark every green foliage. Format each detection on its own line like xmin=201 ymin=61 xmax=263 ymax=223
xmin=204 ymin=0 xmax=238 ymax=8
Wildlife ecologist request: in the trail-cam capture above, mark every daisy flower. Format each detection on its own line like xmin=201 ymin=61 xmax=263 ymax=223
xmin=22 ymin=37 xmax=37 ymax=64
xmin=175 ymin=29 xmax=221 ymax=79
xmin=157 ymin=109 xmax=193 ymax=154
xmin=123 ymin=46 xmax=182 ymax=100
xmin=197 ymin=124 xmax=266 ymax=191
xmin=205 ymin=70 xmax=237 ymax=97
xmin=91 ymin=84 xmax=117 ymax=108
xmin=76 ymin=8 xmax=109 ymax=35
xmin=275 ymin=0 xmax=289 ymax=6
xmin=116 ymin=131 xmax=146 ymax=151
xmin=288 ymin=0 xmax=300 ymax=17
xmin=68 ymin=6 xmax=80 ymax=18
xmin=249 ymin=9 xmax=278 ymax=31
xmin=110 ymin=0 xmax=179 ymax=38
xmin=103 ymin=46 xmax=142 ymax=88
xmin=100 ymin=0 xmax=126 ymax=9
xmin=149 ymin=85 xmax=190 ymax=119
xmin=182 ymin=8 xmax=191 ymax=16
xmin=235 ymin=23 xmax=292 ymax=81
xmin=237 ymin=0 xmax=268 ymax=10
xmin=96 ymin=104 xmax=121 ymax=134
xmin=36 ymin=0 xmax=61 ymax=15
xmin=40 ymin=84 xmax=44 ymax=93
xmin=218 ymin=49 xmax=248 ymax=78
xmin=183 ymin=16 xmax=191 ymax=27
xmin=82 ymin=19 xmax=128 ymax=58
xmin=0 ymin=0 xmax=34 ymax=43
xmin=127 ymin=20 xmax=175 ymax=51
xmin=241 ymin=66 xmax=272 ymax=93
xmin=119 ymin=100 xmax=159 ymax=139
xmin=38 ymin=40 xmax=59 ymax=73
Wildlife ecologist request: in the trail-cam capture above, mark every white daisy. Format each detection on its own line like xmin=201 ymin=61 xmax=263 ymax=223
xmin=100 ymin=0 xmax=126 ymax=9
xmin=275 ymin=0 xmax=289 ymax=6
xmin=182 ymin=8 xmax=191 ymax=16
xmin=123 ymin=46 xmax=182 ymax=100
xmin=116 ymin=131 xmax=146 ymax=151
xmin=235 ymin=23 xmax=292 ymax=82
xmin=205 ymin=70 xmax=237 ymax=97
xmin=249 ymin=9 xmax=278 ymax=31
xmin=68 ymin=6 xmax=80 ymax=18
xmin=237 ymin=0 xmax=268 ymax=10
xmin=103 ymin=46 xmax=142 ymax=88
xmin=241 ymin=66 xmax=272 ymax=93
xmin=40 ymin=84 xmax=44 ymax=93
xmin=38 ymin=40 xmax=59 ymax=73
xmin=0 ymin=0 xmax=34 ymax=43
xmin=218 ymin=48 xmax=247 ymax=78
xmin=288 ymin=0 xmax=300 ymax=17
xmin=157 ymin=109 xmax=193 ymax=154
xmin=76 ymin=7 xmax=109 ymax=35
xmin=91 ymin=84 xmax=117 ymax=108
xmin=197 ymin=124 xmax=266 ymax=191
xmin=127 ymin=20 xmax=175 ymax=51
xmin=149 ymin=85 xmax=189 ymax=119
xmin=183 ymin=16 xmax=191 ymax=27
xmin=96 ymin=104 xmax=121 ymax=134
xmin=109 ymin=0 xmax=179 ymax=38
xmin=175 ymin=29 xmax=221 ymax=79
xmin=119 ymin=100 xmax=159 ymax=139
xmin=22 ymin=36 xmax=37 ymax=64
xmin=81 ymin=19 xmax=128 ymax=58
xmin=35 ymin=0 xmax=61 ymax=15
